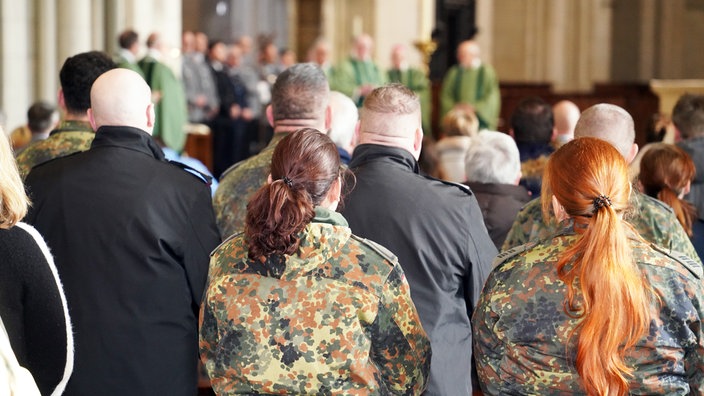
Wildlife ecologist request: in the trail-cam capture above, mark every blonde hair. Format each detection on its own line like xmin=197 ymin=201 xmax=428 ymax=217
xmin=542 ymin=137 xmax=650 ymax=395
xmin=442 ymin=107 xmax=479 ymax=138
xmin=0 ymin=130 xmax=28 ymax=228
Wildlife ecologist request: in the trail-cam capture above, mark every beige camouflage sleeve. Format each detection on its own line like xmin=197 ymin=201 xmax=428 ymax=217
xmin=370 ymin=263 xmax=431 ymax=395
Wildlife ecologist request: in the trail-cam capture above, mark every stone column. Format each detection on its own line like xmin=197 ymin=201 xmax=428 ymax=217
xmin=0 ymin=0 xmax=31 ymax=129
xmin=36 ymin=0 xmax=59 ymax=101
xmin=57 ymin=0 xmax=93 ymax=67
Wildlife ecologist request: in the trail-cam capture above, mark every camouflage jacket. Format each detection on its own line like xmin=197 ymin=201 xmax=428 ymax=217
xmin=213 ymin=133 xmax=288 ymax=239
xmin=16 ymin=120 xmax=94 ymax=179
xmin=502 ymin=190 xmax=703 ymax=265
xmin=474 ymin=225 xmax=704 ymax=395
xmin=200 ymin=207 xmax=431 ymax=395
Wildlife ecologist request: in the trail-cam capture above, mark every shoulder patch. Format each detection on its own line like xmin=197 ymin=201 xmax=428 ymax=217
xmin=649 ymin=243 xmax=703 ymax=279
xmin=350 ymin=234 xmax=398 ymax=264
xmin=168 ymin=160 xmax=212 ymax=185
xmin=493 ymin=242 xmax=535 ymax=267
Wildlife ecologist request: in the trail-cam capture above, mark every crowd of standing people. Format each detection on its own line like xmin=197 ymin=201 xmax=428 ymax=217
xmin=1 ymin=25 xmax=704 ymax=396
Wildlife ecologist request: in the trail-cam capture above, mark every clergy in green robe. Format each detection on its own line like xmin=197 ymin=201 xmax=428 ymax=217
xmin=440 ymin=40 xmax=500 ymax=130
xmin=330 ymin=34 xmax=386 ymax=107
xmin=138 ymin=33 xmax=188 ymax=153
xmin=387 ymin=44 xmax=431 ymax=134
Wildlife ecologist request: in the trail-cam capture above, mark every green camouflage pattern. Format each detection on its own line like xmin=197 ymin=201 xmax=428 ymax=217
xmin=474 ymin=225 xmax=704 ymax=395
xmin=502 ymin=190 xmax=703 ymax=265
xmin=213 ymin=133 xmax=288 ymax=239
xmin=16 ymin=121 xmax=94 ymax=179
xmin=200 ymin=208 xmax=431 ymax=395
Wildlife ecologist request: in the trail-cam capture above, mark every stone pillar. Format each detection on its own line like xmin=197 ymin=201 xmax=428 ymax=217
xmin=57 ymin=0 xmax=93 ymax=68
xmin=0 ymin=0 xmax=31 ymax=130
xmin=36 ymin=0 xmax=59 ymax=102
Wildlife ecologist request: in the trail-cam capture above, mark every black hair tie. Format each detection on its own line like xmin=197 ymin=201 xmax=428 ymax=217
xmin=593 ymin=194 xmax=612 ymax=211
xmin=282 ymin=176 xmax=294 ymax=187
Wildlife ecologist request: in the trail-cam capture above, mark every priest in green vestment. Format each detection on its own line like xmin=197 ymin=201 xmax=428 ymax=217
xmin=387 ymin=44 xmax=431 ymax=134
xmin=138 ymin=33 xmax=188 ymax=153
xmin=115 ymin=29 xmax=145 ymax=78
xmin=330 ymin=34 xmax=386 ymax=107
xmin=440 ymin=40 xmax=500 ymax=130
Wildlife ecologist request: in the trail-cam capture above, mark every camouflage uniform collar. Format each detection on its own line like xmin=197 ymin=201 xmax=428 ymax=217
xmin=312 ymin=207 xmax=348 ymax=227
xmin=50 ymin=120 xmax=93 ymax=135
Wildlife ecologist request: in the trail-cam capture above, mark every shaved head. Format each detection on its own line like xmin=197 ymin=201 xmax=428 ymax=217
xmin=574 ymin=103 xmax=635 ymax=160
xmin=553 ymin=100 xmax=580 ymax=136
xmin=89 ymin=69 xmax=153 ymax=133
xmin=358 ymin=84 xmax=422 ymax=158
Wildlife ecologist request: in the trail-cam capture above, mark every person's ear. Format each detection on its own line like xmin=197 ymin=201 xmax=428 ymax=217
xmin=87 ymin=108 xmax=97 ymax=131
xmin=551 ymin=195 xmax=568 ymax=222
xmin=58 ymin=89 xmax=67 ymax=112
xmin=266 ymin=174 xmax=273 ymax=184
xmin=146 ymin=103 xmax=155 ymax=128
xmin=627 ymin=143 xmax=639 ymax=164
xmin=266 ymin=105 xmax=274 ymax=128
xmin=413 ymin=126 xmax=423 ymax=158
xmin=324 ymin=104 xmax=332 ymax=131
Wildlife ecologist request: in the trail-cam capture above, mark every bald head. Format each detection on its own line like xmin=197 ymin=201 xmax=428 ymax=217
xmin=574 ymin=103 xmax=635 ymax=161
xmin=457 ymin=40 xmax=481 ymax=68
xmin=553 ymin=100 xmax=580 ymax=137
xmin=359 ymin=84 xmax=422 ymax=157
xmin=89 ymin=69 xmax=153 ymax=133
xmin=353 ymin=34 xmax=374 ymax=61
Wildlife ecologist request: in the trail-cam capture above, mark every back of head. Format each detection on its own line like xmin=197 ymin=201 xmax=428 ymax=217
xmin=465 ymin=131 xmax=520 ymax=184
xmin=359 ymin=83 xmax=421 ymax=141
xmin=245 ymin=128 xmax=342 ymax=259
xmin=271 ymin=63 xmax=329 ymax=126
xmin=118 ymin=29 xmax=139 ymax=50
xmin=328 ymin=91 xmax=358 ymax=148
xmin=146 ymin=33 xmax=160 ymax=49
xmin=574 ymin=103 xmax=635 ymax=158
xmin=639 ymin=143 xmax=696 ymax=235
xmin=510 ymin=97 xmax=554 ymax=144
xmin=552 ymin=100 xmax=580 ymax=136
xmin=89 ymin=69 xmax=153 ymax=131
xmin=672 ymin=93 xmax=704 ymax=139
xmin=442 ymin=107 xmax=479 ymax=138
xmin=59 ymin=51 xmax=117 ymax=115
xmin=27 ymin=101 xmax=59 ymax=134
xmin=543 ymin=137 xmax=649 ymax=395
xmin=0 ymin=131 xmax=28 ymax=228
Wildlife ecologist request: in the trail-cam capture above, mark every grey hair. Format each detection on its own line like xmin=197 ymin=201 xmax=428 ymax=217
xmin=271 ymin=63 xmax=329 ymax=122
xmin=465 ymin=131 xmax=521 ymax=184
xmin=328 ymin=91 xmax=358 ymax=147
xmin=574 ymin=103 xmax=634 ymax=159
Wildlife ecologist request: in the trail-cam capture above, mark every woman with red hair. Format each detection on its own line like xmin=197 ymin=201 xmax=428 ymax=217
xmin=473 ymin=137 xmax=704 ymax=395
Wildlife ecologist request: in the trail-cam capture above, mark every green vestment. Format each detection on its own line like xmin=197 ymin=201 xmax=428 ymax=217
xmin=440 ymin=64 xmax=501 ymax=130
xmin=138 ymin=55 xmax=188 ymax=152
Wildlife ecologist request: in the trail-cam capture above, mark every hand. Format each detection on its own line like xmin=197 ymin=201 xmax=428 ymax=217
xmin=230 ymin=104 xmax=242 ymax=119
xmin=242 ymin=108 xmax=253 ymax=121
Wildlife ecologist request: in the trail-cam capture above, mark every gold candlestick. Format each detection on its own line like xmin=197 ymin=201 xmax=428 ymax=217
xmin=414 ymin=39 xmax=437 ymax=76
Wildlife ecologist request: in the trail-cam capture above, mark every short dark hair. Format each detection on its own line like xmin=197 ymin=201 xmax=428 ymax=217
xmin=510 ymin=97 xmax=554 ymax=144
xmin=118 ymin=29 xmax=139 ymax=50
xmin=27 ymin=101 xmax=58 ymax=133
xmin=271 ymin=63 xmax=329 ymax=122
xmin=59 ymin=51 xmax=116 ymax=114
xmin=672 ymin=94 xmax=704 ymax=139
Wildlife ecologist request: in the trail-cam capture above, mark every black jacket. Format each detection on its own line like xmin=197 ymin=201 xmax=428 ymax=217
xmin=25 ymin=126 xmax=221 ymax=396
xmin=467 ymin=182 xmax=532 ymax=249
xmin=341 ymin=144 xmax=497 ymax=396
